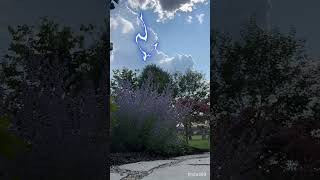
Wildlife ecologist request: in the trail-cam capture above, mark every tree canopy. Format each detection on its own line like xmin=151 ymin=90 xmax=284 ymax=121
xmin=0 ymin=18 xmax=108 ymax=98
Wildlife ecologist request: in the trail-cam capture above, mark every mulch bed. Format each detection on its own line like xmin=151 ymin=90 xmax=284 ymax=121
xmin=110 ymin=148 xmax=209 ymax=166
xmin=110 ymin=152 xmax=167 ymax=166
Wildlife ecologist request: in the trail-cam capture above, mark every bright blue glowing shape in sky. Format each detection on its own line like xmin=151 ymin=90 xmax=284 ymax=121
xmin=135 ymin=13 xmax=148 ymax=42
xmin=135 ymin=12 xmax=158 ymax=62
xmin=153 ymin=42 xmax=158 ymax=50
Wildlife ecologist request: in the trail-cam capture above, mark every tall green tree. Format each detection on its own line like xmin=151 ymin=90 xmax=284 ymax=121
xmin=111 ymin=68 xmax=139 ymax=94
xmin=171 ymin=70 xmax=209 ymax=142
xmin=139 ymin=64 xmax=173 ymax=94
xmin=174 ymin=69 xmax=209 ymax=99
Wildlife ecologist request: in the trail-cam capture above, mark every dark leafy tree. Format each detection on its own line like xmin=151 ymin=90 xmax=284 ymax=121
xmin=0 ymin=18 xmax=108 ymax=100
xmin=211 ymin=20 xmax=320 ymax=180
xmin=0 ymin=18 xmax=109 ymax=179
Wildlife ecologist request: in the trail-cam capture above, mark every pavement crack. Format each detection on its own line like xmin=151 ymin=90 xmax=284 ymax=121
xmin=188 ymin=164 xmax=210 ymax=166
xmin=113 ymin=153 xmax=210 ymax=180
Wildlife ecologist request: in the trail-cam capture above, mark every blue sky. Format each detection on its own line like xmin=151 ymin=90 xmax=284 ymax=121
xmin=110 ymin=0 xmax=210 ymax=80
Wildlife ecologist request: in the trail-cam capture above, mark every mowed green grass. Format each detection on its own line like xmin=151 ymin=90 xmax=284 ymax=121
xmin=188 ymin=135 xmax=210 ymax=150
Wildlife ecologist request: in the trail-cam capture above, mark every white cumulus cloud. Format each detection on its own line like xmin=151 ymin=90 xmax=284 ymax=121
xmin=196 ymin=13 xmax=205 ymax=24
xmin=152 ymin=51 xmax=194 ymax=73
xmin=127 ymin=0 xmax=207 ymax=22
xmin=110 ymin=16 xmax=134 ymax=34
xmin=110 ymin=1 xmax=196 ymax=73
xmin=186 ymin=15 xmax=193 ymax=24
xmin=110 ymin=17 xmax=119 ymax=30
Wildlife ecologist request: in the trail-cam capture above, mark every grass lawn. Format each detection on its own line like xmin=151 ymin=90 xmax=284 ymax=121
xmin=188 ymin=135 xmax=210 ymax=150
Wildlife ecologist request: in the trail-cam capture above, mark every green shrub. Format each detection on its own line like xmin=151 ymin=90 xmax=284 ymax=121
xmin=0 ymin=114 xmax=28 ymax=159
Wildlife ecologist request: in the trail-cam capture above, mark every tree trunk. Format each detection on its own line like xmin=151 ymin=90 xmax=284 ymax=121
xmin=201 ymin=128 xmax=207 ymax=140
xmin=188 ymin=120 xmax=193 ymax=140
xmin=185 ymin=119 xmax=189 ymax=144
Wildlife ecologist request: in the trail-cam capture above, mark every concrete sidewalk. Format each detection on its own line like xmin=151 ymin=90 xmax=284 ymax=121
xmin=111 ymin=153 xmax=210 ymax=180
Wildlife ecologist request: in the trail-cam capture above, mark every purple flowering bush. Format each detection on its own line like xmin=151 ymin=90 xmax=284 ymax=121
xmin=111 ymin=79 xmax=191 ymax=156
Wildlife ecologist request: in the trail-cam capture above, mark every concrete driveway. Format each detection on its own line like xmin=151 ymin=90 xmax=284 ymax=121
xmin=111 ymin=153 xmax=210 ymax=180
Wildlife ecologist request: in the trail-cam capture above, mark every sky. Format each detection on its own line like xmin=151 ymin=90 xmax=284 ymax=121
xmin=213 ymin=0 xmax=271 ymax=38
xmin=214 ymin=0 xmax=320 ymax=57
xmin=270 ymin=0 xmax=320 ymax=57
xmin=110 ymin=0 xmax=210 ymax=80
xmin=0 ymin=0 xmax=106 ymax=57
xmin=1 ymin=0 xmax=319 ymax=76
